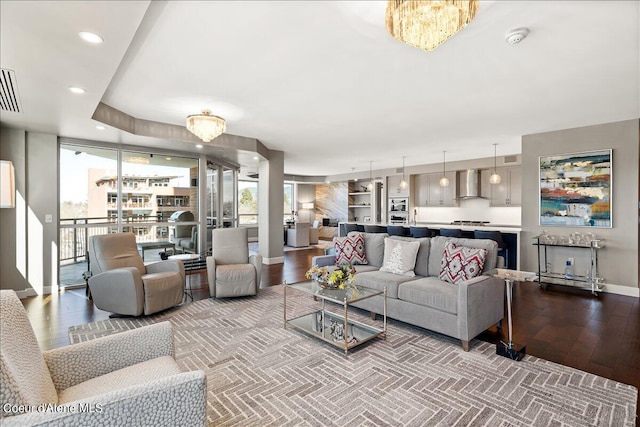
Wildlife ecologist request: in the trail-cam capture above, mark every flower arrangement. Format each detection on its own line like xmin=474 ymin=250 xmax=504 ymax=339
xmin=305 ymin=263 xmax=356 ymax=290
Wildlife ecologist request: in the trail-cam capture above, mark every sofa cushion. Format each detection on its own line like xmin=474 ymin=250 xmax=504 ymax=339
xmin=439 ymin=242 xmax=487 ymax=285
xmin=355 ymin=270 xmax=420 ymax=299
xmin=389 ymin=236 xmax=430 ymax=277
xmin=397 ymin=277 xmax=459 ymax=315
xmin=334 ymin=234 xmax=367 ymax=265
xmin=380 ymin=238 xmax=421 ymax=277
xmin=347 ymin=232 xmax=388 ymax=268
xmin=429 ymin=236 xmax=498 ymax=276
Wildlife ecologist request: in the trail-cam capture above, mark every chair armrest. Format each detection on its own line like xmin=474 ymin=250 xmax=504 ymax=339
xmin=311 ymin=254 xmax=335 ymax=267
xmin=44 ymin=322 xmax=174 ymax=392
xmin=457 ymin=275 xmax=504 ymax=341
xmin=2 ymin=371 xmax=207 ymax=427
xmin=146 ymin=260 xmax=185 ymax=283
xmin=88 ymin=267 xmax=144 ymax=316
xmin=249 ymin=254 xmax=263 ymax=289
xmin=206 ymin=256 xmax=216 ymax=297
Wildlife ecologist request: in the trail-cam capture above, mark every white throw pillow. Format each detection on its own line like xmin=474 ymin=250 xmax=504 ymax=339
xmin=379 ymin=238 xmax=421 ymax=277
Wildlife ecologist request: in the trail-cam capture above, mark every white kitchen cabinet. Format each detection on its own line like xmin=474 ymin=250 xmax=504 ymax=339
xmin=490 ymin=166 xmax=521 ymax=207
xmin=387 ymin=175 xmax=410 ymax=198
xmin=413 ymin=172 xmax=457 ymax=207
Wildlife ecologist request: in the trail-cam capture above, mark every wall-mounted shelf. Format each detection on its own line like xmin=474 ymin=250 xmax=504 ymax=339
xmin=348 ymin=183 xmax=373 ymax=221
xmin=533 ymin=236 xmax=604 ymax=296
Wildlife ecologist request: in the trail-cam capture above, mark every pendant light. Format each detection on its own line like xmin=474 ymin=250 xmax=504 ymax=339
xmin=399 ymin=156 xmax=408 ymax=189
xmin=367 ymin=161 xmax=374 ymax=191
xmin=439 ymin=151 xmax=449 ymax=187
xmin=490 ymin=143 xmax=502 ymax=184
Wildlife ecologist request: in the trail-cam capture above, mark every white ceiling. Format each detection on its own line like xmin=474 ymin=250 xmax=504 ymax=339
xmin=1 ymin=1 xmax=638 ymax=177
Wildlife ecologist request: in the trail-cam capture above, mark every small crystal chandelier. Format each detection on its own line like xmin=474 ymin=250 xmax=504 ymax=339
xmin=490 ymin=143 xmax=502 ymax=184
xmin=385 ymin=0 xmax=479 ymax=52
xmin=439 ymin=151 xmax=449 ymax=187
xmin=399 ymin=156 xmax=408 ymax=189
xmin=186 ymin=110 xmax=226 ymax=142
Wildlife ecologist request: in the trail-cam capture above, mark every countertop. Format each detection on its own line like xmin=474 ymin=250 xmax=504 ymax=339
xmin=339 ymin=221 xmax=521 ymax=233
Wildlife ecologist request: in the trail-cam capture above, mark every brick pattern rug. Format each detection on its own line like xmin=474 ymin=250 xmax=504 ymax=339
xmin=69 ymin=286 xmax=637 ymax=426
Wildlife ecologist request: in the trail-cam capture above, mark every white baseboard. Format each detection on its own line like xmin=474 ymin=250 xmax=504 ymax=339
xmin=263 ymin=256 xmax=284 ymax=265
xmin=15 ymin=287 xmax=53 ymax=299
xmin=602 ymin=283 xmax=639 ymax=298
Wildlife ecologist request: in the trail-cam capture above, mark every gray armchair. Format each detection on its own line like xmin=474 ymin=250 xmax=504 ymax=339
xmin=88 ymin=233 xmax=185 ymax=316
xmin=206 ymin=228 xmax=262 ymax=298
xmin=0 ymin=290 xmax=206 ymax=426
xmin=287 ymin=222 xmax=310 ymax=247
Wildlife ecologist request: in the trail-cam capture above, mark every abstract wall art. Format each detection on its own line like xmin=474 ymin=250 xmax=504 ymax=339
xmin=539 ymin=149 xmax=612 ymax=228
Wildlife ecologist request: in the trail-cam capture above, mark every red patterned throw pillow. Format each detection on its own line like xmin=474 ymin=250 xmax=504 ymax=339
xmin=334 ymin=234 xmax=368 ymax=265
xmin=439 ymin=242 xmax=487 ymax=285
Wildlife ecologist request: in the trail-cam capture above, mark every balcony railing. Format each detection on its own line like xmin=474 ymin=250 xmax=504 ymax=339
xmin=59 ymin=215 xmax=187 ymax=264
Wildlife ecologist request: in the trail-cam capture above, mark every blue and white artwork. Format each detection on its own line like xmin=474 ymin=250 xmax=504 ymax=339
xmin=539 ymin=150 xmax=612 ymax=228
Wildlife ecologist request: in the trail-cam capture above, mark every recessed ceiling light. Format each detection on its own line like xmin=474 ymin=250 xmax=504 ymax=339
xmin=165 ymin=157 xmax=172 ymax=161
xmin=68 ymin=86 xmax=86 ymax=94
xmin=95 ymin=125 xmax=105 ymax=130
xmin=253 ymin=156 xmax=258 ymax=160
xmin=79 ymin=32 xmax=104 ymax=44
xmin=196 ymin=144 xmax=203 ymax=149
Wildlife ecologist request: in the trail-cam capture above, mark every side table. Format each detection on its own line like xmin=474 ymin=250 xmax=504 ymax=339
xmin=491 ymin=269 xmax=537 ymax=361
xmin=169 ymin=253 xmax=201 ymax=301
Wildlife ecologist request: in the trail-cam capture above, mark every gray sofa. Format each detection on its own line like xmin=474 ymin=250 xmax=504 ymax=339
xmin=312 ymin=232 xmax=504 ymax=351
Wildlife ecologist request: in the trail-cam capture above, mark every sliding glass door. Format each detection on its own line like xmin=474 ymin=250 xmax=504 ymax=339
xmin=59 ymin=143 xmax=200 ymax=287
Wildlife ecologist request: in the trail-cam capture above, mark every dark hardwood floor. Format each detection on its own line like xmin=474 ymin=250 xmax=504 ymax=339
xmin=22 ymin=247 xmax=640 ymax=417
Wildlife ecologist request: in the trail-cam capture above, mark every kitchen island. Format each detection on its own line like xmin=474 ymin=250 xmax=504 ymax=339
xmin=338 ymin=221 xmax=521 ymax=270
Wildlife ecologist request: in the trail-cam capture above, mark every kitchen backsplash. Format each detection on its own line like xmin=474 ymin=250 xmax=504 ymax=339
xmin=415 ymin=197 xmax=521 ymax=225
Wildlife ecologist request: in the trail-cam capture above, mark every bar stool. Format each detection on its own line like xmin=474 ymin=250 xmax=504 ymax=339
xmin=387 ymin=225 xmax=409 ymax=236
xmin=364 ymin=224 xmax=386 ymax=233
xmin=439 ymin=228 xmax=462 ymax=237
xmin=409 ymin=226 xmax=430 ymax=238
xmin=474 ymin=230 xmax=509 ymax=268
xmin=342 ymin=223 xmax=359 ymax=235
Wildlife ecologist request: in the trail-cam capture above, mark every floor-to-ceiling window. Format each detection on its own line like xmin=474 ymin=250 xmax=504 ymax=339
xmin=238 ymin=179 xmax=258 ymax=225
xmin=284 ymin=182 xmax=294 ymax=223
xmin=59 ymin=142 xmax=200 ymax=286
xmin=223 ymin=168 xmax=237 ymax=227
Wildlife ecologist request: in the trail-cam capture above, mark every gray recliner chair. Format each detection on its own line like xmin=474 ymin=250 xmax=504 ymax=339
xmin=206 ymin=228 xmax=262 ymax=298
xmin=88 ymin=233 xmax=185 ymax=316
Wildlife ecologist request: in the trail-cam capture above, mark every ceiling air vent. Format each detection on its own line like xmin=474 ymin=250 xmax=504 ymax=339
xmin=503 ymin=155 xmax=518 ymax=164
xmin=0 ymin=69 xmax=22 ymax=113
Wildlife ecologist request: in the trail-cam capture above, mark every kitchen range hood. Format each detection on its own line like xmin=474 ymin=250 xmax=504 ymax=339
xmin=457 ymin=169 xmax=485 ymax=199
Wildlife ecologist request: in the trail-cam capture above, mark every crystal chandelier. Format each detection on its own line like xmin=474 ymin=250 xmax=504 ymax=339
xmin=385 ymin=0 xmax=479 ymax=52
xmin=186 ymin=110 xmax=226 ymax=142
xmin=490 ymin=143 xmax=502 ymax=184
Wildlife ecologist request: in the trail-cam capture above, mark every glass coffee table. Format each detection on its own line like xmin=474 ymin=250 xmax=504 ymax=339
xmin=283 ymin=280 xmax=386 ymax=355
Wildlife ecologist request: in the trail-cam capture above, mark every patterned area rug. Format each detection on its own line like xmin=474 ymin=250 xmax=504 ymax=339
xmin=69 ymin=286 xmax=637 ymax=426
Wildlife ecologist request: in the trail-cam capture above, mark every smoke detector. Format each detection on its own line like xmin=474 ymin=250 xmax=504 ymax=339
xmin=505 ymin=28 xmax=529 ymax=44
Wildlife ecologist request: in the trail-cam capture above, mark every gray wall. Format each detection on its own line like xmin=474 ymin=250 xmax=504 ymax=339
xmin=0 ymin=129 xmax=58 ymax=295
xmin=521 ymin=119 xmax=639 ymax=291
xmin=258 ymin=150 xmax=285 ymax=263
